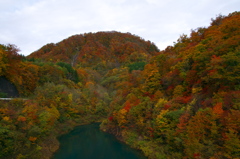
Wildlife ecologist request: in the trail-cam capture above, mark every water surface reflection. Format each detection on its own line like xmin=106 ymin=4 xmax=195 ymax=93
xmin=53 ymin=123 xmax=146 ymax=159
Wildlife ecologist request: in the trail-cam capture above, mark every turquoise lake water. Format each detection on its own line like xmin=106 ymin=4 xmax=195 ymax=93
xmin=52 ymin=123 xmax=146 ymax=159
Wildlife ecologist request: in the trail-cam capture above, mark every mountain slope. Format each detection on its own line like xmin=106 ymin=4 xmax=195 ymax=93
xmin=100 ymin=11 xmax=240 ymax=159
xmin=28 ymin=31 xmax=159 ymax=68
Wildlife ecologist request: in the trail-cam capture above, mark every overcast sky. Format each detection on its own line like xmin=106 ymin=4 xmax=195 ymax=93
xmin=0 ymin=0 xmax=239 ymax=56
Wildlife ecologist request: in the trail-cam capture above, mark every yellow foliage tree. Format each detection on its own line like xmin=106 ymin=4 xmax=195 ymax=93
xmin=116 ymin=109 xmax=128 ymax=127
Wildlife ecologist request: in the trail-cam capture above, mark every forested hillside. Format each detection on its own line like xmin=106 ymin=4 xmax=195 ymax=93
xmin=100 ymin=12 xmax=240 ymax=158
xmin=28 ymin=31 xmax=158 ymax=70
xmin=0 ymin=12 xmax=239 ymax=159
xmin=0 ymin=31 xmax=158 ymax=159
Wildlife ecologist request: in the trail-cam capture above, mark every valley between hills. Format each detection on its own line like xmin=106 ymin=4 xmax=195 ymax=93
xmin=0 ymin=12 xmax=239 ymax=159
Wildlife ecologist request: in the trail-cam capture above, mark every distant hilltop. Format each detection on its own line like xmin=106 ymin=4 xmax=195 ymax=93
xmin=28 ymin=31 xmax=159 ymax=67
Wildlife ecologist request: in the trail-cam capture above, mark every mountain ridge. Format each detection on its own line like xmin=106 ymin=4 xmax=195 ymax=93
xmin=28 ymin=31 xmax=159 ymax=68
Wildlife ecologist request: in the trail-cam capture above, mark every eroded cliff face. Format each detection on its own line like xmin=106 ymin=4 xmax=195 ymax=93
xmin=0 ymin=76 xmax=19 ymax=97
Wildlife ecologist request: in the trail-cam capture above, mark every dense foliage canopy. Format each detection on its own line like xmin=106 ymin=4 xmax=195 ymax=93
xmin=0 ymin=12 xmax=239 ymax=159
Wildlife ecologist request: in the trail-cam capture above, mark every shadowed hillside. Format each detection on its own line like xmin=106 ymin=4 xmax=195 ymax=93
xmin=0 ymin=76 xmax=19 ymax=97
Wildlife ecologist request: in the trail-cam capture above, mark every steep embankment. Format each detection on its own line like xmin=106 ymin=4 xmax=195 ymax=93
xmin=100 ymin=12 xmax=240 ymax=159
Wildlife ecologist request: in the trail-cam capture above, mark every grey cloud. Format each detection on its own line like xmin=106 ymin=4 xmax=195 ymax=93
xmin=0 ymin=0 xmax=239 ymax=55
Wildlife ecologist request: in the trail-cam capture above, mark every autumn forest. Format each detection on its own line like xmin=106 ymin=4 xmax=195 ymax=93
xmin=0 ymin=12 xmax=239 ymax=159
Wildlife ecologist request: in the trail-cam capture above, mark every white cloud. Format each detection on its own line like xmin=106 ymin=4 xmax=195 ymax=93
xmin=0 ymin=0 xmax=239 ymax=55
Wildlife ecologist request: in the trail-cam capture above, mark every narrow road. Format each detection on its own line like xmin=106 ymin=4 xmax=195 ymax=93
xmin=0 ymin=98 xmax=13 ymax=100
xmin=0 ymin=98 xmax=28 ymax=100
